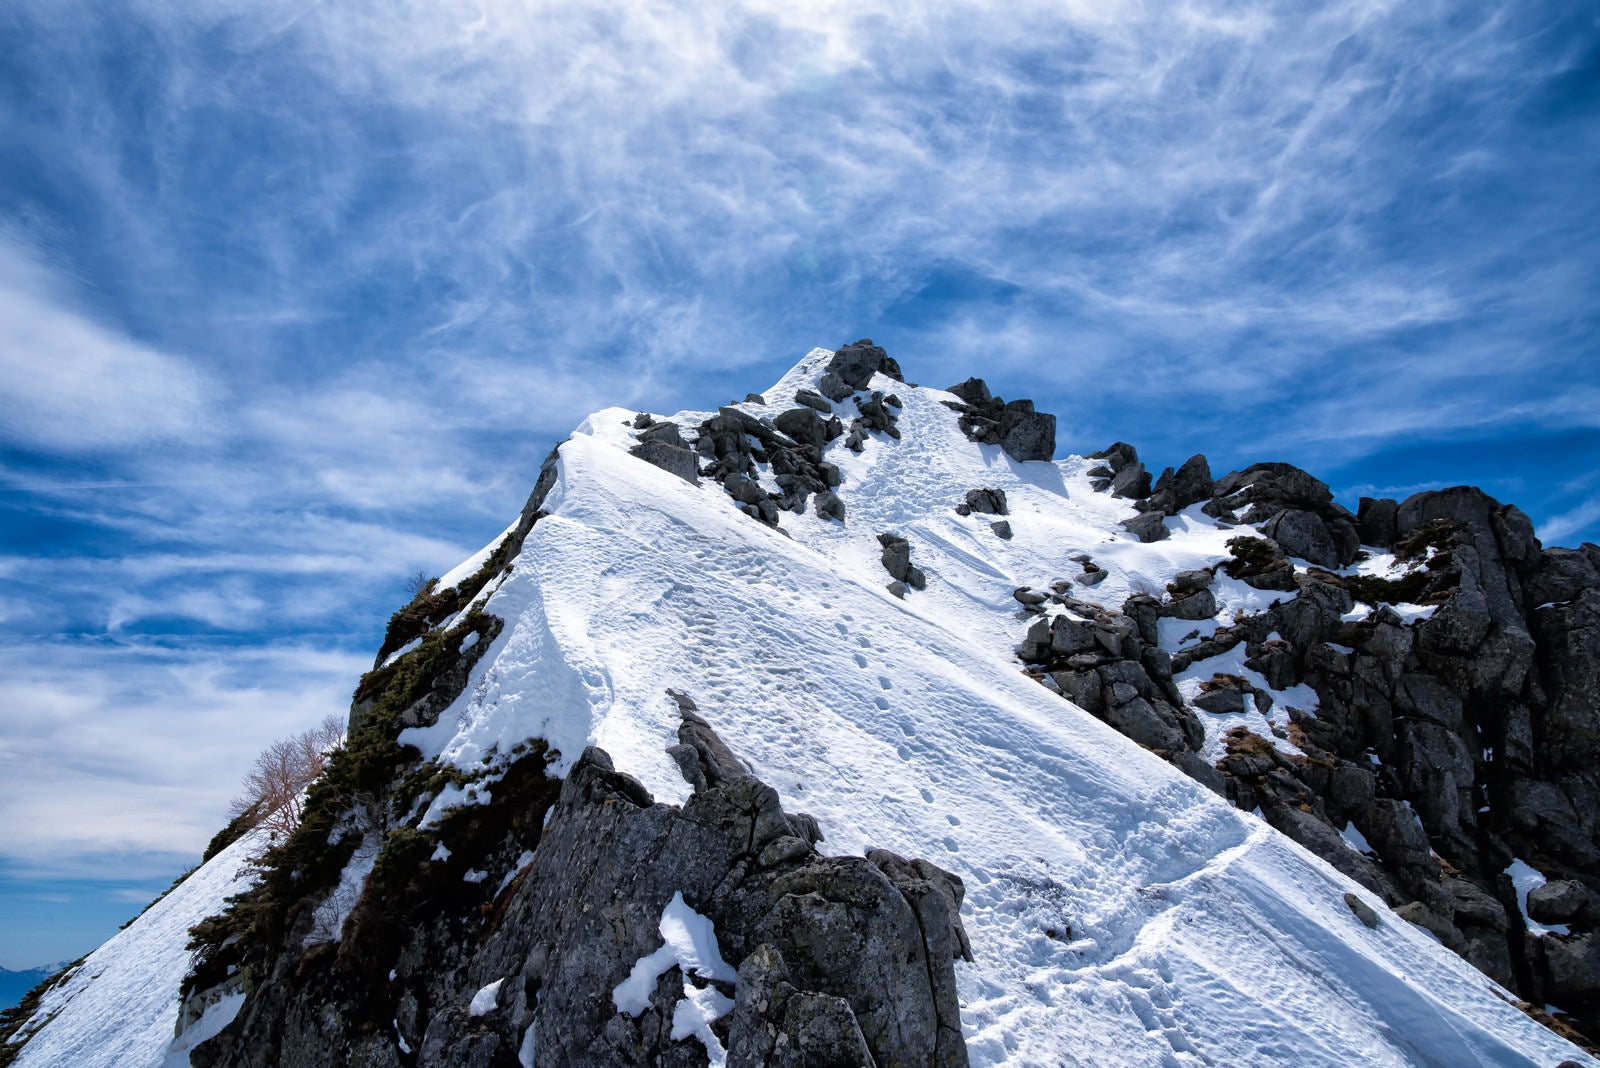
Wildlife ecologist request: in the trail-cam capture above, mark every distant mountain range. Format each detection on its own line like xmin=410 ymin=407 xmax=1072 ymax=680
xmin=0 ymin=966 xmax=62 ymax=1013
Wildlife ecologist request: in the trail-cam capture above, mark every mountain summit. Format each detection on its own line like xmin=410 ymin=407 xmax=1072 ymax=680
xmin=6 ymin=343 xmax=1597 ymax=1066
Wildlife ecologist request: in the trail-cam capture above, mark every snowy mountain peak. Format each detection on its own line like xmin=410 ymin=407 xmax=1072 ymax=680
xmin=7 ymin=343 xmax=1599 ymax=1067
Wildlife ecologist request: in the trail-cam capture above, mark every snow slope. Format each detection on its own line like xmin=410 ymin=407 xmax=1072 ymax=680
xmin=398 ymin=349 xmax=1594 ymax=1066
xmin=11 ymin=830 xmax=264 ymax=1068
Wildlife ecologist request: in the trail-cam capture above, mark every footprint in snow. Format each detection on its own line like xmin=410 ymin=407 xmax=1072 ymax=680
xmin=853 ymin=653 xmax=869 ymax=668
xmin=874 ymin=696 xmax=890 ymax=710
xmin=877 ymin=675 xmax=893 ymax=690
xmin=920 ymin=787 xmax=935 ymax=803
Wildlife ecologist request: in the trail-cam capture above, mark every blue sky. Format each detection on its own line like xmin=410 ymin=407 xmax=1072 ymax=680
xmin=0 ymin=0 xmax=1595 ymax=969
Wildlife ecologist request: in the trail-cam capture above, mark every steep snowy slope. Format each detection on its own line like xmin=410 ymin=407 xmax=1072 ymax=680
xmin=7 ymin=830 xmax=264 ymax=1068
xmin=390 ymin=348 xmax=1589 ymax=1065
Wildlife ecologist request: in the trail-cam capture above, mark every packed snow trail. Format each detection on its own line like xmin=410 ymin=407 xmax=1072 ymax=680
xmin=401 ymin=350 xmax=1593 ymax=1066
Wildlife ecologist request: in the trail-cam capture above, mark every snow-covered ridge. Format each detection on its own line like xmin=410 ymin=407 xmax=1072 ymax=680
xmin=13 ymin=346 xmax=1594 ymax=1066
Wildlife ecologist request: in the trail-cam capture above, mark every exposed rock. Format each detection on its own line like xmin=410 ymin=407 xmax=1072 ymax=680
xmin=1526 ymin=545 xmax=1600 ymax=607
xmin=878 ymin=533 xmax=927 ymax=590
xmin=1110 ymin=463 xmax=1152 ymax=500
xmin=191 ymin=703 xmax=970 ymax=1068
xmin=724 ymin=472 xmax=767 ymax=506
xmin=813 ymin=490 xmax=846 ymax=522
xmin=854 ymin=390 xmax=901 ymax=436
xmin=1141 ymin=455 xmax=1214 ymax=516
xmin=1204 ymin=463 xmax=1359 ymax=567
xmin=1358 ymin=497 xmax=1399 ymax=548
xmin=1193 ymin=681 xmax=1246 ymax=716
xmin=991 ymin=520 xmax=1014 ymax=540
xmin=1014 ymin=587 xmax=1050 ymax=609
xmin=1262 ymin=508 xmax=1342 ymax=568
xmin=826 ymin=339 xmax=904 ymax=390
xmin=945 ymin=378 xmax=991 ymax=406
xmin=794 ymin=389 xmax=832 ymax=414
xmin=943 ymin=382 xmax=1056 ymax=462
xmin=1529 ymin=881 xmax=1591 ymax=925
xmin=997 ymin=402 xmax=1056 ymax=463
xmin=726 ymin=945 xmax=875 ymax=1067
xmin=797 ymin=409 xmax=850 ymax=450
xmin=965 ymin=488 xmax=1009 ymax=515
xmin=1121 ymin=512 xmax=1170 ymax=543
xmin=631 ymin=423 xmax=700 ymax=483
xmin=1029 ymin=452 xmax=1600 ymax=1047
xmin=1088 ymin=442 xmax=1145 ymax=496
xmin=819 ymin=372 xmax=854 ymax=402
xmin=1344 ymin=892 xmax=1381 ymax=928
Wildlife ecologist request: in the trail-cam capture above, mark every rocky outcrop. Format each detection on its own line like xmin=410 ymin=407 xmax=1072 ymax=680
xmin=630 ymin=417 xmax=700 ymax=484
xmin=189 ymin=698 xmax=970 ymax=1067
xmin=1140 ymin=454 xmax=1214 ymax=517
xmin=1016 ymin=588 xmax=1222 ymax=795
xmin=1203 ymin=463 xmax=1360 ymax=568
xmin=691 ymin=405 xmax=842 ymax=526
xmin=941 ymin=378 xmax=1056 ymax=462
xmin=1087 ymin=442 xmax=1150 ymax=501
xmin=818 ymin=339 xmax=903 ymax=401
xmin=676 ymin=342 xmax=916 ymax=526
xmin=1026 ymin=464 xmax=1600 ymax=1050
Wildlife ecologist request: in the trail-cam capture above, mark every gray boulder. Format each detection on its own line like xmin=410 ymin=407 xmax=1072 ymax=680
xmin=1262 ymin=509 xmax=1341 ymax=568
xmin=1528 ymin=880 xmax=1590 ymax=924
xmin=965 ymin=488 xmax=1008 ymax=515
xmin=826 ymin=340 xmax=903 ymax=390
xmin=1121 ymin=513 xmax=1170 ymax=543
xmin=631 ymin=440 xmax=700 ymax=484
xmin=773 ymin=407 xmax=836 ymax=449
xmin=1142 ymin=454 xmax=1214 ymax=515
xmin=1357 ymin=497 xmax=1399 ymax=548
xmin=996 ymin=403 xmax=1056 ymax=463
xmin=877 ymin=533 xmax=926 ymax=590
xmin=793 ymin=389 xmax=832 ymax=413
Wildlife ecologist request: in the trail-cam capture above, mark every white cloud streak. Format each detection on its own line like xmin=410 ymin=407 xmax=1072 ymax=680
xmin=0 ymin=239 xmax=214 ymax=451
xmin=0 ymin=641 xmax=367 ymax=876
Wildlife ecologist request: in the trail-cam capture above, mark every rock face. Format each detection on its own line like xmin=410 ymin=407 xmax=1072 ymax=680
xmin=189 ymin=698 xmax=970 ymax=1067
xmin=1044 ymin=461 xmax=1600 ymax=1048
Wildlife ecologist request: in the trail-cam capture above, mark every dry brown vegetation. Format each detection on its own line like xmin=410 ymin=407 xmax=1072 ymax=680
xmin=231 ymin=713 xmax=346 ymax=839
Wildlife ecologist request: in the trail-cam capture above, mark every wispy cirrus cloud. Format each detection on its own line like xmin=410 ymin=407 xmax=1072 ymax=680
xmin=0 ymin=239 xmax=214 ymax=452
xmin=0 ymin=640 xmax=367 ymax=877
xmin=0 ymin=0 xmax=1594 ymax=965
